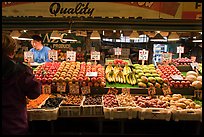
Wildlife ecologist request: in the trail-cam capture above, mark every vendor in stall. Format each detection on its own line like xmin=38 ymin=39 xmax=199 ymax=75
xmin=29 ymin=35 xmax=52 ymax=63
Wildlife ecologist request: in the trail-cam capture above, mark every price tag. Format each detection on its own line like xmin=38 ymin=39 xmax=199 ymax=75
xmin=107 ymin=87 xmax=118 ymax=95
xmin=122 ymin=88 xmax=130 ymax=95
xmin=162 ymin=52 xmax=172 ymax=62
xmin=57 ymin=82 xmax=66 ymax=92
xmin=86 ymin=72 xmax=98 ymax=77
xmin=48 ymin=50 xmax=58 ymax=61
xmin=114 ymin=47 xmax=122 ymax=55
xmin=171 ymin=75 xmax=183 ymax=81
xmin=162 ymin=86 xmax=172 ymax=96
xmin=139 ymin=49 xmax=149 ymax=61
xmin=42 ymin=84 xmax=51 ymax=94
xmin=194 ymin=90 xmax=202 ymax=100
xmin=190 ymin=62 xmax=198 ymax=70
xmin=81 ymin=86 xmax=91 ymax=95
xmin=177 ymin=46 xmax=184 ymax=53
xmin=69 ymin=84 xmax=80 ymax=94
xmin=91 ymin=51 xmax=100 ymax=60
xmin=148 ymin=86 xmax=156 ymax=96
xmin=24 ymin=51 xmax=34 ymax=63
xmin=66 ymin=51 xmax=76 ymax=61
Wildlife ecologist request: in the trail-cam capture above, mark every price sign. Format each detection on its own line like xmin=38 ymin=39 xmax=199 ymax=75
xmin=171 ymin=75 xmax=183 ymax=81
xmin=122 ymin=88 xmax=130 ymax=95
xmin=24 ymin=51 xmax=34 ymax=63
xmin=66 ymin=51 xmax=76 ymax=62
xmin=162 ymin=86 xmax=172 ymax=96
xmin=91 ymin=51 xmax=100 ymax=60
xmin=42 ymin=84 xmax=51 ymax=94
xmin=48 ymin=50 xmax=58 ymax=61
xmin=139 ymin=49 xmax=149 ymax=61
xmin=162 ymin=52 xmax=172 ymax=62
xmin=194 ymin=90 xmax=202 ymax=100
xmin=81 ymin=86 xmax=91 ymax=95
xmin=177 ymin=46 xmax=184 ymax=53
xmin=190 ymin=62 xmax=199 ymax=70
xmin=57 ymin=82 xmax=66 ymax=92
xmin=69 ymin=84 xmax=80 ymax=94
xmin=114 ymin=47 xmax=122 ymax=55
xmin=148 ymin=86 xmax=156 ymax=96
xmin=86 ymin=72 xmax=97 ymax=77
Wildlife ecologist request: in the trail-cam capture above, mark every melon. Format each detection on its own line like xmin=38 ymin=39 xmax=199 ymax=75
xmin=191 ymin=81 xmax=202 ymax=89
xmin=197 ymin=76 xmax=202 ymax=82
xmin=186 ymin=75 xmax=197 ymax=82
xmin=186 ymin=71 xmax=198 ymax=77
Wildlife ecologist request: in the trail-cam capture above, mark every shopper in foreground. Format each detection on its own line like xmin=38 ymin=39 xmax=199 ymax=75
xmin=2 ymin=33 xmax=42 ymax=135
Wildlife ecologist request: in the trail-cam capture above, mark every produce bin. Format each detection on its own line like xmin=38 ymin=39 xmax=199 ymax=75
xmin=138 ymin=108 xmax=172 ymax=121
xmin=171 ymin=109 xmax=202 ymax=122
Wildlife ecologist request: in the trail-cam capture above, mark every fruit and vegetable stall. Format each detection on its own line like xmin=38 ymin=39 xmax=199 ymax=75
xmin=27 ymin=59 xmax=202 ymax=134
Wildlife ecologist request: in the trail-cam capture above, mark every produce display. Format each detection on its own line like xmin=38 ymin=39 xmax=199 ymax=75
xmin=27 ymin=94 xmax=50 ymax=109
xmin=83 ymin=95 xmax=102 ymax=105
xmin=61 ymin=94 xmax=84 ymax=106
xmin=34 ymin=62 xmax=61 ymax=84
xmin=132 ymin=95 xmax=169 ymax=108
xmin=105 ymin=59 xmax=132 ymax=66
xmin=40 ymin=97 xmax=63 ymax=108
xmin=157 ymin=64 xmax=191 ymax=88
xmin=116 ymin=93 xmax=136 ymax=107
xmin=185 ymin=71 xmax=202 ymax=89
xmin=172 ymin=57 xmax=192 ymax=66
xmin=52 ymin=61 xmax=106 ymax=87
xmin=103 ymin=94 xmax=119 ymax=108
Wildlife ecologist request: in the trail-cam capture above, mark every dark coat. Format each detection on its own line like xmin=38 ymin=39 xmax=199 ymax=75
xmin=2 ymin=55 xmax=41 ymax=135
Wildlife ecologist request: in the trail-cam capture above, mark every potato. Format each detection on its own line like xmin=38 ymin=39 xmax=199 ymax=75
xmin=176 ymin=103 xmax=186 ymax=109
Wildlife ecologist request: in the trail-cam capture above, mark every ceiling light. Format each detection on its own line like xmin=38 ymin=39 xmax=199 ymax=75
xmin=90 ymin=31 xmax=101 ymax=40
xmin=150 ymin=33 xmax=166 ymax=42
xmin=129 ymin=30 xmax=139 ymax=40
xmin=10 ymin=30 xmax=21 ymax=39
xmin=192 ymin=34 xmax=202 ymax=43
xmin=76 ymin=31 xmax=87 ymax=37
xmin=62 ymin=33 xmax=77 ymax=42
xmin=168 ymin=32 xmax=180 ymax=41
xmin=50 ymin=30 xmax=62 ymax=39
xmin=17 ymin=32 xmax=33 ymax=41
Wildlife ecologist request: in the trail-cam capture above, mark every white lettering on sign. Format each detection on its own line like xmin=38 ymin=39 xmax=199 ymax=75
xmin=139 ymin=49 xmax=149 ymax=60
xmin=48 ymin=50 xmax=58 ymax=61
xmin=86 ymin=72 xmax=97 ymax=77
xmin=137 ymin=2 xmax=154 ymax=8
xmin=66 ymin=51 xmax=76 ymax=61
xmin=177 ymin=46 xmax=184 ymax=53
xmin=24 ymin=51 xmax=34 ymax=62
xmin=57 ymin=82 xmax=66 ymax=92
xmin=91 ymin=51 xmax=100 ymax=60
xmin=114 ymin=47 xmax=122 ymax=55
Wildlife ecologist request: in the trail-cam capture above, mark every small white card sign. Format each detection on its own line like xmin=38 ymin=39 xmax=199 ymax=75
xmin=48 ymin=50 xmax=58 ymax=61
xmin=66 ymin=51 xmax=76 ymax=61
xmin=24 ymin=51 xmax=34 ymax=63
xmin=177 ymin=46 xmax=184 ymax=58
xmin=86 ymin=72 xmax=98 ymax=77
xmin=177 ymin=46 xmax=184 ymax=53
xmin=190 ymin=62 xmax=199 ymax=70
xmin=42 ymin=84 xmax=51 ymax=94
xmin=139 ymin=49 xmax=149 ymax=61
xmin=91 ymin=51 xmax=100 ymax=60
xmin=114 ymin=47 xmax=122 ymax=55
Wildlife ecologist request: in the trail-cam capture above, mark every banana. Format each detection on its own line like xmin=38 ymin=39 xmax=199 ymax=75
xmin=123 ymin=74 xmax=126 ymax=84
xmin=126 ymin=74 xmax=130 ymax=84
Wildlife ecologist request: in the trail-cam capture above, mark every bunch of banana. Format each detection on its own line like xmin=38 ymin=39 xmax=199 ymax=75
xmin=115 ymin=70 xmax=126 ymax=84
xmin=123 ymin=65 xmax=132 ymax=75
xmin=106 ymin=70 xmax=116 ymax=83
xmin=126 ymin=72 xmax=137 ymax=85
xmin=113 ymin=65 xmax=120 ymax=74
xmin=105 ymin=64 xmax=113 ymax=74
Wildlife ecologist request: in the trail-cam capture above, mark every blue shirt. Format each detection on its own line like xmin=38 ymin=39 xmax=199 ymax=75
xmin=29 ymin=46 xmax=51 ymax=63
